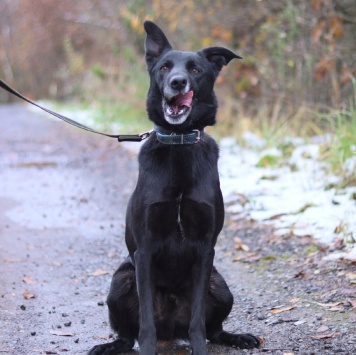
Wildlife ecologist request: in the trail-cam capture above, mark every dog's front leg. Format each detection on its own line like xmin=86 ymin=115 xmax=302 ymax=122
xmin=181 ymin=198 xmax=216 ymax=355
xmin=189 ymin=248 xmax=215 ymax=355
xmin=135 ymin=247 xmax=157 ymax=355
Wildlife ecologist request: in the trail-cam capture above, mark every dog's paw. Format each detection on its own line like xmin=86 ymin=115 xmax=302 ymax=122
xmin=87 ymin=338 xmax=134 ymax=354
xmin=233 ymin=333 xmax=261 ymax=349
xmin=209 ymin=330 xmax=261 ymax=349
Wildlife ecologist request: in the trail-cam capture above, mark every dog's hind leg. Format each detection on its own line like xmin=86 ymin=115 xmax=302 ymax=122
xmin=206 ymin=269 xmax=261 ymax=350
xmin=87 ymin=257 xmax=138 ymax=355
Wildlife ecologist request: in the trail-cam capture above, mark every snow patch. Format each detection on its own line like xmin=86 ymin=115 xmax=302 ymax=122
xmin=219 ymin=135 xmax=356 ymax=260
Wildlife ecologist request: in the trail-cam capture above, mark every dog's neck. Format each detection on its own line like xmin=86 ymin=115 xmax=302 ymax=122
xmin=154 ymin=125 xmax=204 ymax=145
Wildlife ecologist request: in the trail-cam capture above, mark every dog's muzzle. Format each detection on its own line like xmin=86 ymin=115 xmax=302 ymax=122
xmin=162 ymin=90 xmax=194 ymax=125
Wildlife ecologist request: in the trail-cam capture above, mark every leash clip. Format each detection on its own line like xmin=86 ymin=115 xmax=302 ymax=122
xmin=139 ymin=129 xmax=154 ymax=141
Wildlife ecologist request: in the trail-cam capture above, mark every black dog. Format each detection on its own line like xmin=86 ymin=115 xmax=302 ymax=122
xmin=89 ymin=21 xmax=260 ymax=355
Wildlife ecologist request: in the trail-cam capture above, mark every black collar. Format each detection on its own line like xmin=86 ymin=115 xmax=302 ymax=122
xmin=155 ymin=128 xmax=203 ymax=145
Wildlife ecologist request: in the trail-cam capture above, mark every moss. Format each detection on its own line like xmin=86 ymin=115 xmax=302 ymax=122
xmin=256 ymin=154 xmax=281 ymax=168
xmin=305 ymin=245 xmax=319 ymax=255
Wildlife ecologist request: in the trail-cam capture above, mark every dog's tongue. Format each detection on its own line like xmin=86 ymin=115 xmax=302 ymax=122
xmin=171 ymin=91 xmax=194 ymax=113
xmin=174 ymin=91 xmax=194 ymax=107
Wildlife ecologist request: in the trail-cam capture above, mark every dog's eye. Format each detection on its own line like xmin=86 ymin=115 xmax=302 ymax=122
xmin=160 ymin=66 xmax=169 ymax=72
xmin=191 ymin=68 xmax=200 ymax=74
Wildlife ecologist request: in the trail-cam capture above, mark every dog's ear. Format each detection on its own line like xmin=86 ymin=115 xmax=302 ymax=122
xmin=199 ymin=47 xmax=242 ymax=73
xmin=144 ymin=21 xmax=173 ymax=67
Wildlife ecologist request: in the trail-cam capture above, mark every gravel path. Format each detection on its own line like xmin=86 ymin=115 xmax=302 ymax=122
xmin=0 ymin=104 xmax=355 ymax=354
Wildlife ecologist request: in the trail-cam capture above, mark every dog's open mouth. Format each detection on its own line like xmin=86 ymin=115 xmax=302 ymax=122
xmin=163 ymin=91 xmax=194 ymax=124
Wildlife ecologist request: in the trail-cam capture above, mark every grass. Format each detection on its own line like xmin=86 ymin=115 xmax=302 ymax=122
xmin=91 ymin=55 xmax=150 ymax=133
xmin=57 ymin=56 xmax=356 ymax=189
xmin=213 ymin=76 xmax=356 ymax=189
xmin=316 ymin=78 xmax=356 ymax=187
xmin=46 ymin=50 xmax=152 ymax=136
xmin=91 ymin=98 xmax=151 ymax=134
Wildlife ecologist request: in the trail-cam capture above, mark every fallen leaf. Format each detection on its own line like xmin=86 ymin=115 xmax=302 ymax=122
xmin=270 ymin=306 xmax=295 ymax=314
xmin=311 ymin=332 xmax=339 ymax=339
xmin=257 ymin=337 xmax=265 ymax=345
xmin=23 ymin=277 xmax=35 ymax=284
xmin=294 ymin=203 xmax=317 ymax=214
xmin=312 ymin=18 xmax=327 ymax=43
xmin=233 ymin=237 xmax=242 ymax=243
xmin=348 ymin=299 xmax=356 ymax=308
xmin=330 ymin=17 xmax=344 ymax=38
xmin=242 ymin=253 xmax=261 ymax=263
xmin=71 ymin=277 xmax=86 ymax=284
xmin=50 ymin=261 xmax=62 ymax=267
xmin=314 ymin=57 xmax=335 ymax=81
xmin=23 ymin=291 xmax=36 ymax=299
xmin=293 ymin=270 xmax=312 ymax=280
xmin=290 ymin=298 xmax=300 ymax=304
xmin=328 ymin=306 xmax=344 ymax=312
xmin=267 ymin=213 xmax=288 ymax=220
xmin=346 ymin=272 xmax=356 ymax=284
xmin=92 ymin=269 xmax=110 ymax=277
xmin=234 ymin=242 xmax=250 ymax=252
xmin=271 ymin=304 xmax=286 ymax=309
xmin=93 ymin=334 xmax=112 ymax=340
xmin=316 ymin=301 xmax=343 ymax=308
xmin=4 ymin=258 xmax=24 ymax=263
xmin=233 ymin=253 xmax=260 ymax=262
xmin=50 ymin=329 xmax=74 ymax=336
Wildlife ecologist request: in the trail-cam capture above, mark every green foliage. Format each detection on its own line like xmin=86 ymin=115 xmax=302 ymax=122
xmin=305 ymin=244 xmax=318 ymax=255
xmin=93 ymin=99 xmax=150 ymax=133
xmin=256 ymin=154 xmax=281 ymax=168
xmin=317 ymin=78 xmax=356 ymax=186
xmin=277 ymin=141 xmax=296 ymax=159
xmin=92 ymin=64 xmax=106 ymax=79
xmin=63 ymin=37 xmax=85 ymax=75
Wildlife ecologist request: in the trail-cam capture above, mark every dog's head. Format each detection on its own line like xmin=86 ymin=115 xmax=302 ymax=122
xmin=144 ymin=21 xmax=241 ymax=132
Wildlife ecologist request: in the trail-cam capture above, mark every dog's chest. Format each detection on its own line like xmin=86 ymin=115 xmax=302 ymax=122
xmin=139 ymin=139 xmax=219 ymax=189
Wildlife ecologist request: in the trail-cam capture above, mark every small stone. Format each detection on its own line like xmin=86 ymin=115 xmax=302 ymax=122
xmin=316 ymin=325 xmax=329 ymax=333
xmin=30 ymin=332 xmax=36 ymax=336
xmin=257 ymin=312 xmax=266 ymax=320
xmin=64 ymin=321 xmax=72 ymax=327
xmin=97 ymin=301 xmax=104 ymax=306
xmin=20 ymin=305 xmax=26 ymax=311
xmin=74 ymin=338 xmax=79 ymax=343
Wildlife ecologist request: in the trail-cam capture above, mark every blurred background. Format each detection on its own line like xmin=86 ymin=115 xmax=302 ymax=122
xmin=0 ymin=0 xmax=355 ymax=140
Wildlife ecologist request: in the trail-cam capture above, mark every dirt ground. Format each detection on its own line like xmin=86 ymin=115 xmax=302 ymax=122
xmin=0 ymin=104 xmax=355 ymax=354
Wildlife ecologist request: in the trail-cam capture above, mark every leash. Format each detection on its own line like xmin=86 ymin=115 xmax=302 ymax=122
xmin=0 ymin=78 xmax=152 ymax=142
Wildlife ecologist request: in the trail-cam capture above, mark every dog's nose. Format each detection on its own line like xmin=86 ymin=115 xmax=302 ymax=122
xmin=170 ymin=75 xmax=188 ymax=91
